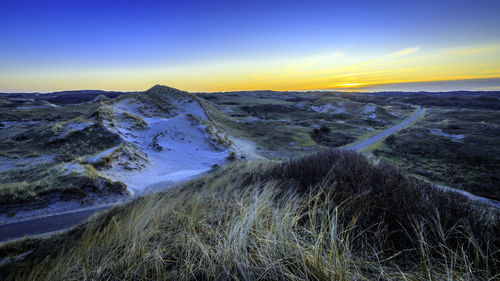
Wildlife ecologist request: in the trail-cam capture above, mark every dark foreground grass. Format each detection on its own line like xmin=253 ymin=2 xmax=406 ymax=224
xmin=1 ymin=150 xmax=499 ymax=280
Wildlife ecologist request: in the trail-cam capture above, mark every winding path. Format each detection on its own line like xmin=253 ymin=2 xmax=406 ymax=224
xmin=0 ymin=206 xmax=110 ymax=242
xmin=346 ymin=107 xmax=425 ymax=151
xmin=344 ymin=107 xmax=500 ymax=209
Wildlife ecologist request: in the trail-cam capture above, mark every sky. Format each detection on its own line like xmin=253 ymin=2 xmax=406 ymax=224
xmin=1 ymin=0 xmax=500 ymax=92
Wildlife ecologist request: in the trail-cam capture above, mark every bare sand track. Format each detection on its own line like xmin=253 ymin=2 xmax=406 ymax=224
xmin=346 ymin=107 xmax=425 ymax=151
xmin=0 ymin=206 xmax=109 ymax=242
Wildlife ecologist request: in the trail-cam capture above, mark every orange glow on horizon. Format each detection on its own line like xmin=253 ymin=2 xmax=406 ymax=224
xmin=1 ymin=44 xmax=499 ymax=93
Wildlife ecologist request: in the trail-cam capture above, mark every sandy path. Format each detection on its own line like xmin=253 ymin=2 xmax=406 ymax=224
xmin=346 ymin=107 xmax=425 ymax=151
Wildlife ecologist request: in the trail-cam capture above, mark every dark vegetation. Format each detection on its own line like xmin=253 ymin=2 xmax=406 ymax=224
xmin=5 ymin=124 xmax=121 ymax=161
xmin=401 ymin=92 xmax=500 ymax=110
xmin=263 ymin=150 xmax=499 ymax=244
xmin=1 ymin=150 xmax=498 ymax=280
xmin=374 ymin=108 xmax=500 ymax=200
xmin=0 ymin=90 xmax=127 ymax=105
xmin=240 ymin=104 xmax=296 ymax=115
xmin=310 ymin=125 xmax=355 ymax=147
xmin=340 ymin=91 xmax=500 ymax=110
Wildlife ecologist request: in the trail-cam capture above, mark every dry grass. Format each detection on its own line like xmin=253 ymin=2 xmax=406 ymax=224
xmin=122 ymin=112 xmax=148 ymax=129
xmin=2 ymin=150 xmax=499 ymax=280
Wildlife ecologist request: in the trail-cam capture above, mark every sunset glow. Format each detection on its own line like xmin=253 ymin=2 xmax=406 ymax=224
xmin=1 ymin=0 xmax=499 ymax=92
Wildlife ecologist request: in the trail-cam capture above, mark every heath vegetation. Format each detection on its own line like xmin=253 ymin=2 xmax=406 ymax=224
xmin=1 ymin=150 xmax=498 ymax=280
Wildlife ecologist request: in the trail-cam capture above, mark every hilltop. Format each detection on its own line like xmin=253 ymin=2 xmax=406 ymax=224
xmin=0 ymin=85 xmax=235 ymax=222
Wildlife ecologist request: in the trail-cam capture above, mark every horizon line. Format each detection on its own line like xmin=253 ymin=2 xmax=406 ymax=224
xmin=1 ymin=77 xmax=500 ymax=94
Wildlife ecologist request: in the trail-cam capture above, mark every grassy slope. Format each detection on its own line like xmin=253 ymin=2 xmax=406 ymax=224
xmin=195 ymin=91 xmax=414 ymax=158
xmin=0 ymin=100 xmax=127 ymax=206
xmin=1 ymin=150 xmax=498 ymax=280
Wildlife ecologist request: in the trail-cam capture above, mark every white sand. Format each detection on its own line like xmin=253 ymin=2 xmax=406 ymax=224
xmin=361 ymin=104 xmax=376 ymax=114
xmin=361 ymin=104 xmax=377 ymax=119
xmin=310 ymin=103 xmax=346 ymax=114
xmin=95 ymin=96 xmax=230 ymax=194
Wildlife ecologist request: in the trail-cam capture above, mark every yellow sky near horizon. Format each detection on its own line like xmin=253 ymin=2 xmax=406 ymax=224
xmin=1 ymin=43 xmax=500 ymax=93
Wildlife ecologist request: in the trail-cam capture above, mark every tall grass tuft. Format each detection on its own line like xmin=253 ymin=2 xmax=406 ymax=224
xmin=2 ymin=150 xmax=499 ymax=280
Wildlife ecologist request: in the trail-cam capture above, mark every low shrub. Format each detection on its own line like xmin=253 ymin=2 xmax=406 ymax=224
xmin=2 ymin=150 xmax=498 ymax=280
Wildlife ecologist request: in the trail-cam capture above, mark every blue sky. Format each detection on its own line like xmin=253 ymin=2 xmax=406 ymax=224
xmin=1 ymin=0 xmax=499 ymax=92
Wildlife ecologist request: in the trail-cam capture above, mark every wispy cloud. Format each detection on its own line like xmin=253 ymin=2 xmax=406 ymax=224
xmin=388 ymin=47 xmax=421 ymax=58
xmin=5 ymin=41 xmax=500 ymax=93
xmin=359 ymin=46 xmax=421 ymax=66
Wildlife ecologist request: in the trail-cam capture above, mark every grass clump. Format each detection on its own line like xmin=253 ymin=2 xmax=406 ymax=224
xmin=310 ymin=125 xmax=355 ymax=147
xmin=1 ymin=149 xmax=498 ymax=280
xmin=122 ymin=112 xmax=148 ymax=129
xmin=0 ymin=163 xmax=127 ymax=207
